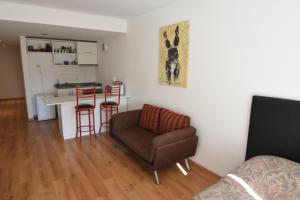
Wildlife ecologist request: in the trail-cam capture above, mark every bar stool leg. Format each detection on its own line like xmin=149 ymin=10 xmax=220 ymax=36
xmin=79 ymin=111 xmax=82 ymax=144
xmin=88 ymin=110 xmax=91 ymax=136
xmin=92 ymin=109 xmax=96 ymax=140
xmin=109 ymin=107 xmax=111 ymax=129
xmin=75 ymin=110 xmax=78 ymax=139
xmin=108 ymin=106 xmax=112 ymax=133
xmin=100 ymin=106 xmax=103 ymax=133
xmin=105 ymin=107 xmax=109 ymax=133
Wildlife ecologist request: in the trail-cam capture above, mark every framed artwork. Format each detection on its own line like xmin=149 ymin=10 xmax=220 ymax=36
xmin=159 ymin=21 xmax=190 ymax=87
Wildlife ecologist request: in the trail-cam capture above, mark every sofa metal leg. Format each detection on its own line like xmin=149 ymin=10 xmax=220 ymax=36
xmin=185 ymin=159 xmax=191 ymax=171
xmin=154 ymin=170 xmax=160 ymax=185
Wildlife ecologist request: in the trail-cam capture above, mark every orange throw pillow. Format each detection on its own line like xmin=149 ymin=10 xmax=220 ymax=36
xmin=159 ymin=108 xmax=190 ymax=134
xmin=139 ymin=104 xmax=161 ymax=133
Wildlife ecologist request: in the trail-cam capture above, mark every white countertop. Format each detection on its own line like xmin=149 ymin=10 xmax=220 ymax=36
xmin=44 ymin=94 xmax=128 ymax=106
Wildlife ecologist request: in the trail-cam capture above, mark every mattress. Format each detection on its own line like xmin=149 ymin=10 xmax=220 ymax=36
xmin=193 ymin=156 xmax=300 ymax=200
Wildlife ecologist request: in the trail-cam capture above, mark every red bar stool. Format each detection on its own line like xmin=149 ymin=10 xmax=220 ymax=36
xmin=100 ymin=84 xmax=121 ymax=134
xmin=75 ymin=87 xmax=96 ymax=144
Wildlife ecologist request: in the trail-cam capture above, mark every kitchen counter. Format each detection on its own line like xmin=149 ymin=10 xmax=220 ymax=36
xmin=44 ymin=93 xmax=108 ymax=105
xmin=43 ymin=94 xmax=129 ymax=140
xmin=54 ymin=82 xmax=102 ymax=97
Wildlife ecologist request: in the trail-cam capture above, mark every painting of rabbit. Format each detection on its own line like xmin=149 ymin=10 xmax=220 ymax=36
xmin=159 ymin=21 xmax=189 ymax=87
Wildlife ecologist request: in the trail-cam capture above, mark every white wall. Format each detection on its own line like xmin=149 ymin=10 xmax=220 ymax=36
xmin=98 ymin=0 xmax=300 ymax=175
xmin=0 ymin=46 xmax=24 ymax=99
xmin=27 ymin=53 xmax=97 ymax=116
xmin=97 ymin=36 xmax=129 ymax=84
xmin=20 ymin=36 xmax=34 ymax=119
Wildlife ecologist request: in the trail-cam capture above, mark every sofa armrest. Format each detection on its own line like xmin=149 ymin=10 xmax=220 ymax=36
xmin=150 ymin=127 xmax=197 ymax=161
xmin=110 ymin=110 xmax=142 ymax=134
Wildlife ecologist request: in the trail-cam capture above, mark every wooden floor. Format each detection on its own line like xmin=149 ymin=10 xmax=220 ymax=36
xmin=0 ymin=99 xmax=219 ymax=200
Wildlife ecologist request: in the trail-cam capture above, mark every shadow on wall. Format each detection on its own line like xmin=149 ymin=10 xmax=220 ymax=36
xmin=0 ymin=46 xmax=25 ymax=99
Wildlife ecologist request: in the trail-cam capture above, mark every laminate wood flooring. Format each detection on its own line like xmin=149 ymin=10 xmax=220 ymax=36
xmin=0 ymin=99 xmax=219 ymax=200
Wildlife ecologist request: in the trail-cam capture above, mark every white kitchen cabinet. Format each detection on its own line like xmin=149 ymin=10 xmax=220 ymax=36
xmin=77 ymin=42 xmax=98 ymax=65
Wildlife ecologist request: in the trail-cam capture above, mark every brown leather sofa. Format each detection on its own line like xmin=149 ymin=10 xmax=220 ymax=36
xmin=110 ymin=109 xmax=198 ymax=184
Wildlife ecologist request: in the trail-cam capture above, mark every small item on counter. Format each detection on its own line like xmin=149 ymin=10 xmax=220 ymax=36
xmin=45 ymin=44 xmax=52 ymax=52
xmin=71 ymin=61 xmax=78 ymax=65
xmin=37 ymin=44 xmax=42 ymax=51
xmin=28 ymin=46 xmax=34 ymax=51
xmin=113 ymin=81 xmax=122 ymax=85
xmin=64 ymin=61 xmax=69 ymax=65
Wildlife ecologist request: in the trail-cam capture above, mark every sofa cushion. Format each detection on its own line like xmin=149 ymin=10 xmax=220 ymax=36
xmin=113 ymin=127 xmax=157 ymax=162
xmin=139 ymin=104 xmax=161 ymax=133
xmin=159 ymin=108 xmax=190 ymax=134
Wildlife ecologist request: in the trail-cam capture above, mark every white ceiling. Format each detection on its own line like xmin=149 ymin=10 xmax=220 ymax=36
xmin=0 ymin=0 xmax=176 ymax=18
xmin=0 ymin=0 xmax=176 ymax=46
xmin=0 ymin=20 xmax=123 ymax=46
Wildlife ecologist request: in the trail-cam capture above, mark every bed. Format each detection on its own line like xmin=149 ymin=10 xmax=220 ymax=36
xmin=193 ymin=96 xmax=300 ymax=200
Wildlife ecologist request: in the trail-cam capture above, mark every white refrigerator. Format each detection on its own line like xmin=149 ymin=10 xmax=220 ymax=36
xmin=36 ymin=94 xmax=56 ymax=121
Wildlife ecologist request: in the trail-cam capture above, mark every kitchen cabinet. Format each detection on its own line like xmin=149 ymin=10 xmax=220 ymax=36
xmin=52 ymin=40 xmax=77 ymax=65
xmin=27 ymin=38 xmax=98 ymax=66
xmin=77 ymin=42 xmax=98 ymax=65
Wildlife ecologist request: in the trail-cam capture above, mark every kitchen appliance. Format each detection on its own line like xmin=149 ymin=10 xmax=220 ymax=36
xmin=120 ymin=83 xmax=125 ymax=95
xmin=36 ymin=94 xmax=56 ymax=121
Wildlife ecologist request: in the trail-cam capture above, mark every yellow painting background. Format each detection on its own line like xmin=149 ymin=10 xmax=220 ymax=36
xmin=159 ymin=21 xmax=190 ymax=87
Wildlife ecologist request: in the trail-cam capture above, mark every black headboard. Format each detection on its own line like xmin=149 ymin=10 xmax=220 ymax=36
xmin=246 ymin=95 xmax=300 ymax=163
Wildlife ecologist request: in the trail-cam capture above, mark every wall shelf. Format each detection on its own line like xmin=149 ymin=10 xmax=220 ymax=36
xmin=26 ymin=38 xmax=98 ymax=66
xmin=52 ymin=40 xmax=77 ymax=65
xmin=27 ymin=38 xmax=52 ymax=52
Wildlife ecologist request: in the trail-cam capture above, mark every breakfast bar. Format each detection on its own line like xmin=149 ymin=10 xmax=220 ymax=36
xmin=43 ymin=94 xmax=129 ymax=140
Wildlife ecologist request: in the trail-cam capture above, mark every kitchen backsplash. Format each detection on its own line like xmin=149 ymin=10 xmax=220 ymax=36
xmin=55 ymin=66 xmax=96 ymax=83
